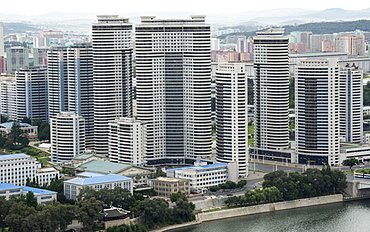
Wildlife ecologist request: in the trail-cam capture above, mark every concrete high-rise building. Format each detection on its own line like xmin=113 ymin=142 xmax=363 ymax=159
xmin=108 ymin=117 xmax=147 ymax=165
xmin=295 ymin=59 xmax=340 ymax=166
xmin=33 ymin=37 xmax=50 ymax=48
xmin=6 ymin=47 xmax=29 ymax=72
xmin=15 ymin=66 xmax=48 ymax=122
xmin=136 ymin=15 xmax=212 ymax=165
xmin=211 ymin=38 xmax=220 ymax=51
xmin=32 ymin=47 xmax=49 ymax=66
xmin=50 ymin=111 xmax=85 ymax=163
xmin=310 ymin=34 xmax=333 ymax=52
xmin=215 ymin=62 xmax=248 ymax=177
xmin=253 ymin=28 xmax=289 ymax=150
xmin=47 ymin=46 xmax=68 ymax=119
xmin=66 ymin=43 xmax=94 ymax=150
xmin=339 ymin=66 xmax=363 ymax=143
xmin=335 ymin=35 xmax=365 ymax=56
xmin=0 ymin=22 xmax=4 ymax=57
xmin=0 ymin=74 xmax=16 ymax=120
xmin=92 ymin=15 xmax=133 ymax=155
xmin=290 ymin=31 xmax=301 ymax=44
xmin=300 ymin=31 xmax=312 ymax=50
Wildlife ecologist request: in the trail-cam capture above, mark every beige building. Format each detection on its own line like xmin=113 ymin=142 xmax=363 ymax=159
xmin=150 ymin=177 xmax=190 ymax=198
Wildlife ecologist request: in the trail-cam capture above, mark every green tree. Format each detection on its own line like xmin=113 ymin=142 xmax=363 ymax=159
xmin=33 ymin=119 xmax=50 ymax=141
xmin=172 ymin=199 xmax=195 ymax=223
xmin=237 ymin=180 xmax=247 ymax=188
xmin=342 ymin=158 xmax=360 ymax=171
xmin=170 ymin=192 xmax=187 ymax=203
xmin=139 ymin=198 xmax=171 ymax=224
xmin=4 ymin=202 xmax=36 ymax=232
xmin=0 ymin=197 xmax=11 ymax=228
xmin=25 ymin=191 xmax=37 ymax=208
xmin=75 ymin=197 xmax=103 ymax=232
xmin=262 ymin=186 xmax=282 ymax=203
xmin=21 ymin=117 xmax=32 ymax=124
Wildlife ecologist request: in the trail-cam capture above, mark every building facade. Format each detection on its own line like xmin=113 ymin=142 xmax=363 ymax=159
xmin=0 ymin=184 xmax=57 ymax=204
xmin=135 ymin=15 xmax=212 ymax=165
xmin=254 ymin=28 xmax=290 ymax=150
xmin=50 ymin=111 xmax=85 ymax=163
xmin=167 ymin=162 xmax=238 ymax=192
xmin=295 ymin=59 xmax=340 ymax=166
xmin=0 ymin=74 xmax=16 ymax=120
xmin=6 ymin=47 xmax=29 ymax=72
xmin=47 ymin=46 xmax=68 ymax=119
xmin=15 ymin=66 xmax=48 ymax=122
xmin=150 ymin=177 xmax=190 ymax=198
xmin=108 ymin=117 xmax=146 ymax=165
xmin=339 ymin=66 xmax=363 ymax=143
xmin=64 ymin=173 xmax=133 ymax=200
xmin=335 ymin=35 xmax=366 ymax=56
xmin=92 ymin=15 xmax=133 ymax=155
xmin=0 ymin=153 xmax=59 ymax=186
xmin=215 ymin=62 xmax=248 ymax=177
xmin=67 ymin=44 xmax=94 ymax=149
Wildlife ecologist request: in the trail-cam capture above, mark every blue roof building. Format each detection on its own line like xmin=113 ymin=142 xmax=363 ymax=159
xmin=64 ymin=173 xmax=133 ymax=200
xmin=0 ymin=183 xmax=57 ymax=204
xmin=167 ymin=162 xmax=238 ymax=192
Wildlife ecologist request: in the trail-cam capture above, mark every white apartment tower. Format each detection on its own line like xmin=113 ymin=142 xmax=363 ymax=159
xmin=0 ymin=22 xmax=4 ymax=56
xmin=50 ymin=111 xmax=85 ymax=163
xmin=254 ymin=28 xmax=289 ymax=150
xmin=135 ymin=15 xmax=212 ymax=165
xmin=215 ymin=62 xmax=248 ymax=177
xmin=67 ymin=44 xmax=94 ymax=150
xmin=295 ymin=59 xmax=340 ymax=166
xmin=339 ymin=66 xmax=363 ymax=143
xmin=47 ymin=46 xmax=68 ymax=120
xmin=92 ymin=15 xmax=133 ymax=155
xmin=0 ymin=74 xmax=16 ymax=120
xmin=108 ymin=117 xmax=147 ymax=165
xmin=16 ymin=66 xmax=48 ymax=122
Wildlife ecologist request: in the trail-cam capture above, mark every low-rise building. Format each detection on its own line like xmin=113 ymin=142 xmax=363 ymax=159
xmin=75 ymin=159 xmax=155 ymax=187
xmin=340 ymin=143 xmax=370 ymax=163
xmin=21 ymin=186 xmax=57 ymax=204
xmin=0 ymin=153 xmax=59 ymax=186
xmin=0 ymin=122 xmax=38 ymax=140
xmin=150 ymin=177 xmax=190 ymax=198
xmin=36 ymin=167 xmax=60 ymax=186
xmin=0 ymin=183 xmax=57 ymax=204
xmin=167 ymin=162 xmax=238 ymax=192
xmin=64 ymin=173 xmax=133 ymax=200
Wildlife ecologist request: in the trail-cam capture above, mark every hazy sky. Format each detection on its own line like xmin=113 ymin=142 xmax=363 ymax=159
xmin=2 ymin=0 xmax=370 ymax=15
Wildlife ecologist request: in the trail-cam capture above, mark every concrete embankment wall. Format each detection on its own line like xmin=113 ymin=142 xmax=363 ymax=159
xmin=193 ymin=197 xmax=227 ymax=211
xmin=197 ymin=194 xmax=343 ymax=222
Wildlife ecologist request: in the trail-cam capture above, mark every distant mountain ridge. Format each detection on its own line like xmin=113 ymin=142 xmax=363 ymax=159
xmin=0 ymin=8 xmax=370 ymax=32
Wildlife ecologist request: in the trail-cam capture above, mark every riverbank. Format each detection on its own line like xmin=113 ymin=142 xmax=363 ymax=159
xmin=151 ymin=194 xmax=343 ymax=232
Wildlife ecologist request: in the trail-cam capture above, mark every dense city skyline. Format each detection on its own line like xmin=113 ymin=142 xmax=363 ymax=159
xmin=1 ymin=1 xmax=370 ymax=16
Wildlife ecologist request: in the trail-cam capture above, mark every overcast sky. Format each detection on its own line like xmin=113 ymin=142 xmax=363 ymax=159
xmin=2 ymin=0 xmax=370 ymax=15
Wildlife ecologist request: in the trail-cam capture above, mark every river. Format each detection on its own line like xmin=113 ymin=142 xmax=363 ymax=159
xmin=176 ymin=199 xmax=370 ymax=232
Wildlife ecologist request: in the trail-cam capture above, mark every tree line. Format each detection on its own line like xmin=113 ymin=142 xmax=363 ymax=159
xmin=0 ymin=186 xmax=195 ymax=232
xmin=262 ymin=167 xmax=347 ymax=201
xmin=225 ymin=167 xmax=347 ymax=207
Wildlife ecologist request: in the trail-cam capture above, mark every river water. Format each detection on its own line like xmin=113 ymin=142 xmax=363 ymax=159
xmin=176 ymin=199 xmax=370 ymax=232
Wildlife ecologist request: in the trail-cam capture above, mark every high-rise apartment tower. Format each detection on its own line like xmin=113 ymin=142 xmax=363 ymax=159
xmin=136 ymin=15 xmax=212 ymax=165
xmin=92 ymin=15 xmax=133 ymax=155
xmin=295 ymin=59 xmax=340 ymax=166
xmin=216 ymin=62 xmax=248 ymax=177
xmin=253 ymin=28 xmax=289 ymax=150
